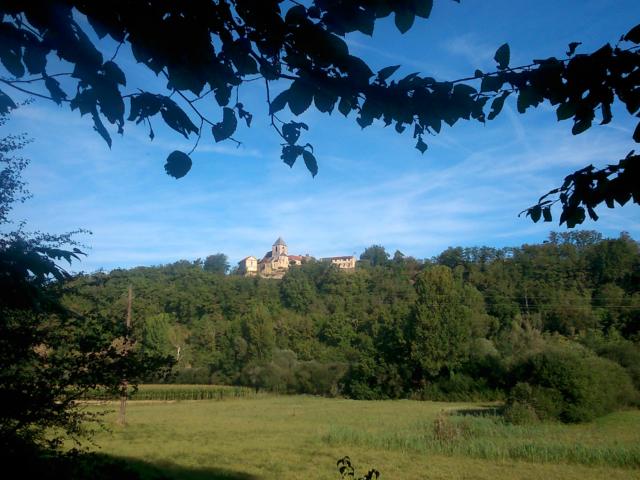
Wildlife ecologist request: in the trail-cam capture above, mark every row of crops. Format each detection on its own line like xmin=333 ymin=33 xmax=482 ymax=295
xmin=81 ymin=384 xmax=265 ymax=401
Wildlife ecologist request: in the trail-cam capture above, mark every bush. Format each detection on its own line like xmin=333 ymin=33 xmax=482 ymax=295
xmin=511 ymin=342 xmax=637 ymax=423
xmin=596 ymin=340 xmax=640 ymax=391
xmin=504 ymin=382 xmax=562 ymax=423
xmin=238 ymin=350 xmax=348 ymax=396
xmin=416 ymin=374 xmax=505 ymax=402
xmin=502 ymin=401 xmax=539 ymax=425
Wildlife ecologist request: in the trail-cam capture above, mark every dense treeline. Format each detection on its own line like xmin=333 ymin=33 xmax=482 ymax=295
xmin=64 ymin=231 xmax=640 ymax=422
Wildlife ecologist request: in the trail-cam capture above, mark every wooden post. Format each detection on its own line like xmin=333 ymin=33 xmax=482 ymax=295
xmin=117 ymin=285 xmax=133 ymax=426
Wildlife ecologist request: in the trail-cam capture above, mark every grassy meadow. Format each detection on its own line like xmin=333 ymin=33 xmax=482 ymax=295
xmin=77 ymin=389 xmax=640 ymax=480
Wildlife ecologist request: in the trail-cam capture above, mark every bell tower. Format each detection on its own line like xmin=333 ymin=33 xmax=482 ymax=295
xmin=272 ymin=237 xmax=288 ymax=258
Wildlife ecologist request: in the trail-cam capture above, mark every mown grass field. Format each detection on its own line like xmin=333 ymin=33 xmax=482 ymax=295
xmin=80 ymin=389 xmax=640 ymax=480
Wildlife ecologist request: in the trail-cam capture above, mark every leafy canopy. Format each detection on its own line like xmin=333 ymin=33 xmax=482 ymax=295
xmin=0 ymin=1 xmax=639 ymax=225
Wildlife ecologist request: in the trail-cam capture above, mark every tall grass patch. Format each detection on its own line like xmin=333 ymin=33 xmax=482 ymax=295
xmin=323 ymin=409 xmax=640 ymax=469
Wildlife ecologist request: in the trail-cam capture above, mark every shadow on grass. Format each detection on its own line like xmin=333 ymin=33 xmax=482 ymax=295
xmin=15 ymin=451 xmax=258 ymax=480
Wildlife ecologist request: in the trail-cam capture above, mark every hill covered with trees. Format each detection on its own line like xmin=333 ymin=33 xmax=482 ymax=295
xmin=64 ymin=231 xmax=640 ymax=422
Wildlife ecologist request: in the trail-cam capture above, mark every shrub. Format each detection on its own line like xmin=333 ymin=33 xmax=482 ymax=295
xmin=416 ymin=374 xmax=505 ymax=402
xmin=504 ymin=382 xmax=562 ymax=423
xmin=502 ymin=401 xmax=539 ymax=425
xmin=511 ymin=342 xmax=637 ymax=423
xmin=596 ymin=340 xmax=640 ymax=391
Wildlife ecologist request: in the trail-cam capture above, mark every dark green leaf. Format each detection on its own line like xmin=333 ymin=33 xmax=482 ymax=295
xmin=160 ymin=98 xmax=199 ymax=138
xmin=236 ymin=104 xmax=253 ymax=127
xmin=282 ymin=121 xmax=308 ymax=145
xmin=572 ymin=118 xmax=592 ymax=135
xmin=357 ymin=112 xmax=374 ymax=129
xmin=453 ymin=84 xmax=477 ymax=97
xmin=288 ymin=80 xmax=313 ymax=115
xmin=415 ymin=0 xmax=434 ymax=18
xmin=341 ymin=55 xmax=374 ymax=84
xmin=269 ymin=90 xmax=289 ymax=115
xmin=633 ymin=121 xmax=640 ymax=143
xmin=0 ymin=88 xmax=16 ymax=114
xmin=23 ymin=42 xmax=47 ymax=75
xmin=529 ymin=205 xmax=541 ymax=222
xmin=338 ymin=96 xmax=352 ymax=117
xmin=164 ymin=150 xmax=192 ymax=179
xmin=601 ymin=102 xmax=612 ymax=125
xmin=494 ymin=43 xmax=510 ymax=70
xmin=281 ymin=144 xmax=303 ymax=167
xmin=480 ymin=75 xmax=504 ymax=93
xmin=103 ymin=61 xmax=126 ymax=86
xmin=128 ymin=92 xmax=162 ymax=123
xmin=285 ymin=5 xmax=307 ymax=25
xmin=214 ymin=85 xmax=232 ymax=107
xmin=566 ymin=206 xmax=586 ymax=228
xmin=0 ymin=50 xmax=25 ymax=77
xmin=542 ymin=206 xmax=552 ymax=222
xmin=302 ymin=150 xmax=318 ymax=177
xmin=70 ymin=89 xmax=97 ymax=116
xmin=377 ymin=65 xmax=400 ymax=82
xmin=91 ymin=110 xmax=112 ymax=147
xmin=566 ymin=42 xmax=581 ymax=56
xmin=314 ymin=88 xmax=337 ymax=113
xmin=394 ymin=10 xmax=415 ymax=34
xmin=624 ymin=23 xmax=640 ymax=43
xmin=95 ymin=80 xmax=124 ymax=125
xmin=517 ymin=86 xmax=541 ymax=113
xmin=415 ymin=136 xmax=428 ymax=154
xmin=556 ymin=102 xmax=576 ymax=121
xmin=212 ymin=107 xmax=238 ymax=142
xmin=488 ymin=91 xmax=510 ymax=120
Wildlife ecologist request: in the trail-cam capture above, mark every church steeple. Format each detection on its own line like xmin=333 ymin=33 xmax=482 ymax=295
xmin=272 ymin=237 xmax=288 ymax=257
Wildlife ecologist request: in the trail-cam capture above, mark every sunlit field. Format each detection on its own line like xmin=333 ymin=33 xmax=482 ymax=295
xmin=80 ymin=391 xmax=640 ymax=480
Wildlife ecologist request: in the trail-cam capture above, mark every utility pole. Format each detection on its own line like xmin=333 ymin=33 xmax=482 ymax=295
xmin=117 ymin=285 xmax=132 ymax=426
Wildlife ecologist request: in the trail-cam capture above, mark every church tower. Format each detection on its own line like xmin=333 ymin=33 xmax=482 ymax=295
xmin=272 ymin=237 xmax=288 ymax=258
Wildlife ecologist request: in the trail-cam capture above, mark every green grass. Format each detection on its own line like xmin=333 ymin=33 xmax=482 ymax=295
xmin=78 ymin=393 xmax=640 ymax=480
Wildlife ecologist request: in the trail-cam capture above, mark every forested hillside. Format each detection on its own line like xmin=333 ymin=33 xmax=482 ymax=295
xmin=64 ymin=231 xmax=640 ymax=421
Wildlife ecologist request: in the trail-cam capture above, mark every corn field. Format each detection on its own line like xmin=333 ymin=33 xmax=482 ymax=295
xmin=81 ymin=384 xmax=264 ymax=401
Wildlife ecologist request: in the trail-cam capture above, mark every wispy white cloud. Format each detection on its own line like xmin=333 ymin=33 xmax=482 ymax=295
xmin=5 ymin=4 xmax=639 ymax=274
xmin=442 ymin=33 xmax=497 ymax=70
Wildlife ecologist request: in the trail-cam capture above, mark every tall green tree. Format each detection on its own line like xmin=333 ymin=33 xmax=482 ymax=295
xmin=241 ymin=304 xmax=276 ymax=363
xmin=360 ymin=245 xmax=390 ymax=267
xmin=203 ymin=253 xmax=230 ymax=274
xmin=408 ymin=265 xmax=471 ymax=379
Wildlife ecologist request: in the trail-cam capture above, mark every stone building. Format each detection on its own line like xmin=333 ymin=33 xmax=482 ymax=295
xmin=237 ymin=256 xmax=258 ymax=276
xmin=322 ymin=255 xmax=356 ymax=270
xmin=237 ymin=237 xmax=354 ymax=278
xmin=258 ymin=237 xmax=290 ymax=278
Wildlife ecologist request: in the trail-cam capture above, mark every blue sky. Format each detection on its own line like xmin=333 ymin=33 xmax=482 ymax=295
xmin=3 ymin=0 xmax=640 ymax=272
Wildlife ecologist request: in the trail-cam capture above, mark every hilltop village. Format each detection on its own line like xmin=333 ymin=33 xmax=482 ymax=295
xmin=237 ymin=237 xmax=356 ymax=278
